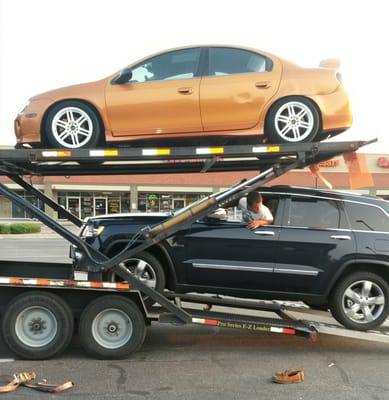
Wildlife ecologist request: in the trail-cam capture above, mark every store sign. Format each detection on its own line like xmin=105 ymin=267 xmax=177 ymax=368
xmin=377 ymin=156 xmax=389 ymax=168
xmin=318 ymin=159 xmax=339 ymax=167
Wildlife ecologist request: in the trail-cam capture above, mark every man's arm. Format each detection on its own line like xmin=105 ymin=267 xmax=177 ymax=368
xmin=246 ymin=205 xmax=273 ymax=230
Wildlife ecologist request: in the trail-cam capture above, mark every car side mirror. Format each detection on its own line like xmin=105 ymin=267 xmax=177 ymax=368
xmin=111 ymin=67 xmax=133 ymax=84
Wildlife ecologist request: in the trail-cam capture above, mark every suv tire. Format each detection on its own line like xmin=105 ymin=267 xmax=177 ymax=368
xmin=330 ymin=271 xmax=389 ymax=331
xmin=106 ymin=251 xmax=166 ymax=308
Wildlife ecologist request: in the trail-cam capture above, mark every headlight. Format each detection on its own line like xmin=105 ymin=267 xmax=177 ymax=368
xmin=80 ymin=224 xmax=105 ymax=237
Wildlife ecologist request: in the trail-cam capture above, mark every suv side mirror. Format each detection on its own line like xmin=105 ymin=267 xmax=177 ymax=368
xmin=111 ymin=67 xmax=133 ymax=84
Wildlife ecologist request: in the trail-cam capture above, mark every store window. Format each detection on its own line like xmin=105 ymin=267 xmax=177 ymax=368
xmin=10 ymin=190 xmax=44 ymax=219
xmin=137 ymin=192 xmax=207 ymax=212
xmin=57 ymin=191 xmax=130 ymax=219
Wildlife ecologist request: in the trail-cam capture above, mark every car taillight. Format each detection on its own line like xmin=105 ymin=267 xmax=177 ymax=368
xmin=80 ymin=224 xmax=105 ymax=237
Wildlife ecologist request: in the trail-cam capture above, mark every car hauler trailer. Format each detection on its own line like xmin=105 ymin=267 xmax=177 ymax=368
xmin=0 ymin=139 xmax=384 ymax=360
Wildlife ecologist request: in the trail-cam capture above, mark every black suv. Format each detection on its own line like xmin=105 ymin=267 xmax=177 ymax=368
xmin=74 ymin=185 xmax=389 ymax=331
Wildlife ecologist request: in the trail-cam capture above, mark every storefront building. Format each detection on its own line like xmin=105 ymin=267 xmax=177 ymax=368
xmin=1 ymin=153 xmax=389 ymax=219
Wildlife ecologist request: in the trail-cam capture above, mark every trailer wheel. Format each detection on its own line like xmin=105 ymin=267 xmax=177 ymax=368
xmin=1 ymin=291 xmax=74 ymax=360
xmin=265 ymin=96 xmax=320 ymax=143
xmin=79 ymin=295 xmax=146 ymax=359
xmin=44 ymin=100 xmax=103 ymax=149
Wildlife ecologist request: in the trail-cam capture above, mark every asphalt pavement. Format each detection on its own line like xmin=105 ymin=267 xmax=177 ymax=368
xmin=0 ymin=323 xmax=388 ymax=400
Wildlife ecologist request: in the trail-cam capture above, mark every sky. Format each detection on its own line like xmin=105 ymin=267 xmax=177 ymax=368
xmin=1 ymin=0 xmax=388 ymax=153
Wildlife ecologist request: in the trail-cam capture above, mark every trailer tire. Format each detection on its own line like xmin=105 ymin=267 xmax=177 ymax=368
xmin=78 ymin=295 xmax=146 ymax=359
xmin=1 ymin=291 xmax=74 ymax=360
xmin=329 ymin=271 xmax=389 ymax=331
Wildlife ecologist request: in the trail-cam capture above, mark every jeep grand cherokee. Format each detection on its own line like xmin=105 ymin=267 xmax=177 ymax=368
xmin=73 ymin=185 xmax=389 ymax=331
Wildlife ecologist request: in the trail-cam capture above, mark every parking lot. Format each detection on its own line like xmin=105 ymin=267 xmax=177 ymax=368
xmin=0 ymin=316 xmax=388 ymax=399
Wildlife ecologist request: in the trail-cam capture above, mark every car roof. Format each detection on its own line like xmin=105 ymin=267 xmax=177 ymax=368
xmin=262 ymin=185 xmax=387 ymax=205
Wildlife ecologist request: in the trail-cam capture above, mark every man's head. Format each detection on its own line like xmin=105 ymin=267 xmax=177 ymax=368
xmin=246 ymin=191 xmax=263 ymax=213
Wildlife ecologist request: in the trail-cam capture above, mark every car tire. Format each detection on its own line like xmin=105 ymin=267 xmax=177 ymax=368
xmin=329 ymin=271 xmax=389 ymax=331
xmin=44 ymin=100 xmax=103 ymax=149
xmin=1 ymin=291 xmax=74 ymax=360
xmin=106 ymin=251 xmax=166 ymax=308
xmin=78 ymin=295 xmax=147 ymax=359
xmin=265 ymin=96 xmax=320 ymax=143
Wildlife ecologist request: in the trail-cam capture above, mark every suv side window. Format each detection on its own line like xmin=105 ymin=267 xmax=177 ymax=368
xmin=344 ymin=201 xmax=389 ymax=232
xmin=287 ymin=197 xmax=342 ymax=229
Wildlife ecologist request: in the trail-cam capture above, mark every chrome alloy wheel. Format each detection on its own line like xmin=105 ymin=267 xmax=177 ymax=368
xmin=341 ymin=279 xmax=385 ymax=324
xmin=118 ymin=258 xmax=157 ymax=289
xmin=274 ymin=101 xmax=315 ymax=142
xmin=51 ymin=106 xmax=94 ymax=148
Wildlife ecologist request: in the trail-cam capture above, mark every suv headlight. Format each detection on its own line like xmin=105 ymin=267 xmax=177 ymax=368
xmin=80 ymin=224 xmax=105 ymax=238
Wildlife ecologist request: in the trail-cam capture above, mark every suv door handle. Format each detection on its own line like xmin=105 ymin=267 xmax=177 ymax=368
xmin=254 ymin=231 xmax=275 ymax=236
xmin=330 ymin=235 xmax=351 ymax=240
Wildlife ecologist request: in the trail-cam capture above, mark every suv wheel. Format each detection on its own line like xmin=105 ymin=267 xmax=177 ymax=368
xmin=330 ymin=272 xmax=389 ymax=331
xmin=105 ymin=251 xmax=166 ymax=308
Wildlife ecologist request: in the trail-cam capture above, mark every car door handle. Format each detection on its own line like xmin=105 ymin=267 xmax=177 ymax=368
xmin=178 ymin=87 xmax=193 ymax=95
xmin=255 ymin=81 xmax=271 ymax=89
xmin=254 ymin=231 xmax=275 ymax=236
xmin=330 ymin=235 xmax=352 ymax=240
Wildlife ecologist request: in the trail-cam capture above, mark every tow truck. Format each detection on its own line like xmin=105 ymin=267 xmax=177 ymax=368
xmin=0 ymin=138 xmax=387 ymax=360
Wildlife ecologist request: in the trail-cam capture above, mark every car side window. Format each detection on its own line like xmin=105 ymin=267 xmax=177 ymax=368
xmin=224 ymin=194 xmax=280 ymax=224
xmin=343 ymin=201 xmax=389 ymax=232
xmin=130 ymin=48 xmax=201 ymax=83
xmin=287 ymin=197 xmax=341 ymax=229
xmin=208 ymin=47 xmax=272 ymax=76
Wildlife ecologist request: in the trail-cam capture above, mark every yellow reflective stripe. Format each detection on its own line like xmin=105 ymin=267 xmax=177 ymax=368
xmin=196 ymin=147 xmax=224 ymax=155
xmin=42 ymin=151 xmax=72 ymax=157
xmin=252 ymin=146 xmax=280 ymax=153
xmin=89 ymin=149 xmax=119 ymax=157
xmin=142 ymin=149 xmax=171 ymax=156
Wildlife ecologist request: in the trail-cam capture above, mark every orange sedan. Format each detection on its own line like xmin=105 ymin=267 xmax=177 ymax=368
xmin=14 ymin=45 xmax=352 ymax=149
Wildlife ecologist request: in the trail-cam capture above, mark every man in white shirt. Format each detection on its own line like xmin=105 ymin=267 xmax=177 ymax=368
xmin=241 ymin=191 xmax=273 ymax=230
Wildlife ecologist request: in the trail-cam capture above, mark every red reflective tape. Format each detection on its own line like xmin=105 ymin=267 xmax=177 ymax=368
xmin=1 ymin=277 xmax=131 ymax=291
xmin=205 ymin=319 xmax=218 ymax=326
xmin=271 ymin=326 xmax=296 ymax=335
xmin=283 ymin=328 xmax=296 ymax=335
